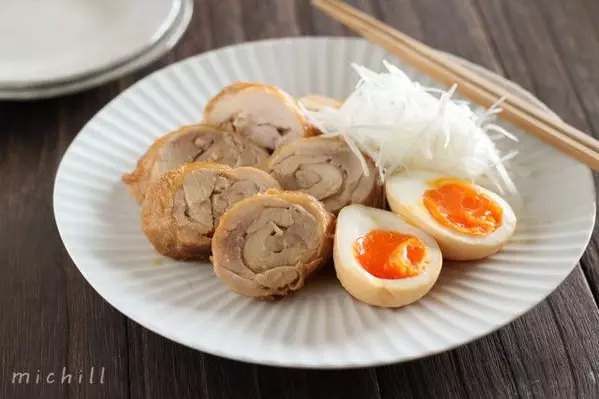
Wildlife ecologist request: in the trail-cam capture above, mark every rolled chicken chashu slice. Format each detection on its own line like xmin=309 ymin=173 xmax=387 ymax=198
xmin=212 ymin=190 xmax=335 ymax=299
xmin=263 ymin=136 xmax=381 ymax=214
xmin=122 ymin=124 xmax=269 ymax=203
xmin=203 ymin=82 xmax=317 ymax=150
xmin=141 ymin=163 xmax=280 ymax=260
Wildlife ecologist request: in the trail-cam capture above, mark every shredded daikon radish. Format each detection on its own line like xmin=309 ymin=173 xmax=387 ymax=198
xmin=301 ymin=61 xmax=520 ymax=198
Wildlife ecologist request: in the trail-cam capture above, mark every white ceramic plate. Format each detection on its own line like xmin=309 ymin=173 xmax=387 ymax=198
xmin=0 ymin=0 xmax=192 ymax=100
xmin=0 ymin=0 xmax=180 ymax=86
xmin=54 ymin=37 xmax=596 ymax=368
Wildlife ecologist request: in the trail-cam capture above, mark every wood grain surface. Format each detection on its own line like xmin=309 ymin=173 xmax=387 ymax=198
xmin=1 ymin=0 xmax=599 ymax=398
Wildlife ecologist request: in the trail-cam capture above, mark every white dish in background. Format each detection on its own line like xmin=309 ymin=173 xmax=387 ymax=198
xmin=0 ymin=0 xmax=179 ymax=86
xmin=0 ymin=0 xmax=193 ymax=100
xmin=53 ymin=37 xmax=595 ymax=368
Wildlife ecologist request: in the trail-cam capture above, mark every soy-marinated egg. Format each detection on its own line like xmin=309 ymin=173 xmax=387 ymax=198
xmin=385 ymin=171 xmax=517 ymax=261
xmin=334 ymin=205 xmax=443 ymax=308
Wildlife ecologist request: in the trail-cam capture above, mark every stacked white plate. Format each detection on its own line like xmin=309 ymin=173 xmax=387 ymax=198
xmin=0 ymin=0 xmax=193 ymax=100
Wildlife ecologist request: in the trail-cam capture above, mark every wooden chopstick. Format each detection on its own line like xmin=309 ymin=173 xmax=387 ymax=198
xmin=318 ymin=0 xmax=599 ymax=154
xmin=312 ymin=0 xmax=599 ymax=170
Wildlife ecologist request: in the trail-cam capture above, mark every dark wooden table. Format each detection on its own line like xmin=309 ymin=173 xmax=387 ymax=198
xmin=2 ymin=0 xmax=599 ymax=398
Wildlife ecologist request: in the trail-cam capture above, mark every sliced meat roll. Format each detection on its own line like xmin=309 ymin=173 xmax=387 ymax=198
xmin=203 ymin=82 xmax=316 ymax=150
xmin=122 ymin=124 xmax=269 ymax=204
xmin=141 ymin=163 xmax=280 ymax=260
xmin=212 ymin=190 xmax=335 ymax=300
xmin=263 ymin=136 xmax=380 ymax=214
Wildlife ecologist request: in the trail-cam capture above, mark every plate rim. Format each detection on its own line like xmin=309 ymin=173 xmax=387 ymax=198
xmin=53 ymin=36 xmax=597 ymax=369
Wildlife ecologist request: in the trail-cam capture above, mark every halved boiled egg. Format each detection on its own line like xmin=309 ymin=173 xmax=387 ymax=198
xmin=334 ymin=205 xmax=442 ymax=308
xmin=386 ymin=171 xmax=517 ymax=261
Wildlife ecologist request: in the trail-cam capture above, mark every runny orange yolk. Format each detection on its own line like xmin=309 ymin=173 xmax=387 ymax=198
xmin=353 ymin=230 xmax=428 ymax=279
xmin=423 ymin=179 xmax=503 ymax=236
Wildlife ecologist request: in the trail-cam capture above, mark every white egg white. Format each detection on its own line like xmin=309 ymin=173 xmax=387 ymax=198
xmin=385 ymin=171 xmax=517 ymax=261
xmin=334 ymin=205 xmax=443 ymax=308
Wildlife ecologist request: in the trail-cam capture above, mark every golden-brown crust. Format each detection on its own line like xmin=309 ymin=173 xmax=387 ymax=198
xmin=203 ymin=81 xmax=256 ymax=116
xmin=211 ymin=189 xmax=335 ymax=299
xmin=121 ymin=128 xmax=183 ymax=204
xmin=141 ymin=162 xmax=280 ymax=260
xmin=305 ymin=123 xmax=323 ymax=137
xmin=122 ymin=124 xmax=210 ymax=204
xmin=141 ymin=162 xmax=232 ymax=260
xmin=122 ymin=123 xmax=269 ymax=204
xmin=203 ymin=81 xmax=313 ymax=140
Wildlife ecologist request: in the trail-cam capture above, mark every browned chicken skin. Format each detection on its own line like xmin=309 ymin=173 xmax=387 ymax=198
xmin=203 ymin=82 xmax=318 ymax=150
xmin=263 ymin=136 xmax=381 ymax=214
xmin=141 ymin=163 xmax=280 ymax=260
xmin=211 ymin=190 xmax=335 ymax=299
xmin=122 ymin=124 xmax=269 ymax=204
